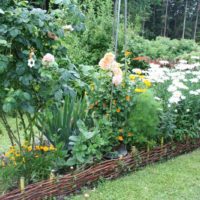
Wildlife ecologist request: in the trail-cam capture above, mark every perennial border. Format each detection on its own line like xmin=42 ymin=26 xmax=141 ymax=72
xmin=1 ymin=138 xmax=200 ymax=200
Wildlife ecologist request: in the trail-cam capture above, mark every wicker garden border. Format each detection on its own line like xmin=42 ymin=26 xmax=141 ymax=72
xmin=1 ymin=138 xmax=200 ymax=200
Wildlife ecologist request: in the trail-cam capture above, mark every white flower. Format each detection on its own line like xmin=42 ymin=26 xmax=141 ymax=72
xmin=190 ymin=78 xmax=199 ymax=83
xmin=84 ymin=193 xmax=90 ymax=198
xmin=186 ymin=109 xmax=190 ymax=112
xmin=62 ymin=25 xmax=74 ymax=32
xmin=168 ymin=85 xmax=177 ymax=92
xmin=179 ymin=59 xmax=187 ymax=64
xmin=172 ymin=80 xmax=188 ymax=90
xmin=159 ymin=60 xmax=169 ymax=65
xmin=191 ymin=56 xmax=200 ymax=60
xmin=28 ymin=58 xmax=35 ymax=68
xmin=189 ymin=91 xmax=199 ymax=95
xmin=155 ymin=97 xmax=161 ymax=101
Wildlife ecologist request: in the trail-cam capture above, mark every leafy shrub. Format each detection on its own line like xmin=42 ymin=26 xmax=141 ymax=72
xmin=127 ymin=36 xmax=200 ymax=61
xmin=0 ymin=1 xmax=80 ymax=146
xmin=65 ymin=0 xmax=114 ymax=65
xmin=67 ymin=119 xmax=111 ymax=166
xmin=128 ymin=91 xmax=162 ymax=148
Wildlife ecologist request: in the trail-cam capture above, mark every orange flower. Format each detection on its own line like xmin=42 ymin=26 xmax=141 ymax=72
xmin=132 ymin=56 xmax=148 ymax=62
xmin=116 ymin=108 xmax=121 ymax=113
xmin=126 ymin=96 xmax=130 ymax=101
xmin=99 ymin=52 xmax=115 ymax=70
xmin=125 ymin=51 xmax=132 ymax=57
xmin=117 ymin=136 xmax=124 ymax=141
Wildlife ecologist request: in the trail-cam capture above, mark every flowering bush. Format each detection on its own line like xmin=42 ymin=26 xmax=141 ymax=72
xmin=86 ymin=52 xmax=153 ymax=147
xmin=0 ymin=1 xmax=80 ymax=147
xmin=148 ymin=60 xmax=200 ymax=141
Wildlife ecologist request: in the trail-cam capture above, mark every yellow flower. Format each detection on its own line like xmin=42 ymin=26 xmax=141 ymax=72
xmin=126 ymin=96 xmax=130 ymax=101
xmin=35 ymin=146 xmax=40 ymax=151
xmin=15 ymin=153 xmax=20 ymax=157
xmin=116 ymin=108 xmax=121 ymax=113
xmin=43 ymin=146 xmax=49 ymax=152
xmin=5 ymin=152 xmax=10 ymax=157
xmin=27 ymin=146 xmax=32 ymax=152
xmin=129 ymin=74 xmax=135 ymax=81
xmin=117 ymin=136 xmax=124 ymax=141
xmin=139 ymin=75 xmax=145 ymax=79
xmin=135 ymin=88 xmax=146 ymax=93
xmin=143 ymin=79 xmax=152 ymax=87
xmin=125 ymin=51 xmax=132 ymax=57
xmin=113 ymin=100 xmax=117 ymax=105
xmin=49 ymin=145 xmax=56 ymax=151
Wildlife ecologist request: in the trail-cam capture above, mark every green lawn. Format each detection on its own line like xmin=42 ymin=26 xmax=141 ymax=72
xmin=0 ymin=118 xmax=16 ymax=151
xmin=70 ymin=150 xmax=200 ymax=200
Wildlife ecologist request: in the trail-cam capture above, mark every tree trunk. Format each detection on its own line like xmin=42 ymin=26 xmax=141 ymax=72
xmin=142 ymin=18 xmax=145 ymax=37
xmin=194 ymin=2 xmax=200 ymax=41
xmin=182 ymin=0 xmax=188 ymax=39
xmin=164 ymin=0 xmax=169 ymax=37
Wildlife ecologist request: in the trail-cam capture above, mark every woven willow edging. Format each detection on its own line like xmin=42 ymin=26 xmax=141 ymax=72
xmin=1 ymin=138 xmax=200 ymax=200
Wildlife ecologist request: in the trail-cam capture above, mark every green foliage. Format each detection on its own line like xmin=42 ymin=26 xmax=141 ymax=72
xmin=128 ymin=91 xmax=162 ymax=147
xmin=65 ymin=0 xmax=113 ymax=65
xmin=37 ymin=95 xmax=87 ymax=149
xmin=127 ymin=36 xmax=200 ymax=61
xmin=67 ymin=119 xmax=111 ymax=166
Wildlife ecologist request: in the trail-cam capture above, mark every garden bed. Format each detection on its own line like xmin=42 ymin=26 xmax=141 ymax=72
xmin=1 ymin=138 xmax=200 ymax=200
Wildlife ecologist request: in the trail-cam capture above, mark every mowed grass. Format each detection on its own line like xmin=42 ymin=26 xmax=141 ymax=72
xmin=70 ymin=150 xmax=200 ymax=200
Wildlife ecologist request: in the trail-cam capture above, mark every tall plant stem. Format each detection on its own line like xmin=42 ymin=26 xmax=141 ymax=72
xmin=109 ymin=0 xmax=121 ymax=120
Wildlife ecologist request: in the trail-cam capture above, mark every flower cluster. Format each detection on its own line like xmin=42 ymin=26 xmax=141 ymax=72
xmin=99 ymin=52 xmax=123 ymax=86
xmin=1 ymin=144 xmax=56 ymax=167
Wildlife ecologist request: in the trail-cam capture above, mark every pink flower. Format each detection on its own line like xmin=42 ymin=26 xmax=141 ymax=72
xmin=112 ymin=75 xmax=123 ymax=86
xmin=111 ymin=62 xmax=122 ymax=76
xmin=42 ymin=53 xmax=55 ymax=64
xmin=99 ymin=52 xmax=115 ymax=70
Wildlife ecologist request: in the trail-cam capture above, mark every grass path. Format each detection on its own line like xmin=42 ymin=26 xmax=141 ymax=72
xmin=70 ymin=149 xmax=200 ymax=200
